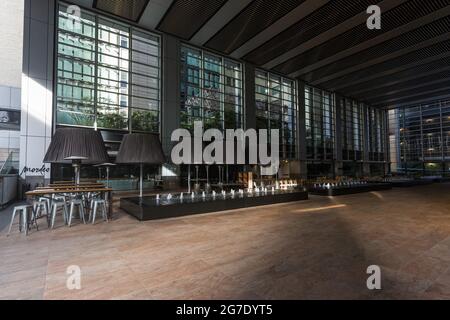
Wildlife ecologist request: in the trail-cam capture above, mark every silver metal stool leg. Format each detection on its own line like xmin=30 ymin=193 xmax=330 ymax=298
xmin=92 ymin=201 xmax=98 ymax=225
xmin=51 ymin=202 xmax=69 ymax=229
xmin=7 ymin=207 xmax=18 ymax=235
xmin=69 ymin=202 xmax=74 ymax=227
xmin=79 ymin=203 xmax=86 ymax=224
xmin=23 ymin=207 xmax=29 ymax=236
xmin=68 ymin=201 xmax=86 ymax=227
xmin=88 ymin=200 xmax=94 ymax=222
xmin=51 ymin=204 xmax=57 ymax=229
xmin=102 ymin=201 xmax=108 ymax=222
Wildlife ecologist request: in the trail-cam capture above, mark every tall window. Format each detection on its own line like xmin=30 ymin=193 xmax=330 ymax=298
xmin=367 ymin=106 xmax=387 ymax=162
xmin=341 ymin=98 xmax=364 ymax=161
xmin=255 ymin=70 xmax=297 ymax=159
xmin=389 ymin=100 xmax=450 ymax=174
xmin=56 ymin=3 xmax=161 ymax=133
xmin=180 ymin=45 xmax=243 ymax=131
xmin=305 ymin=86 xmax=335 ymax=161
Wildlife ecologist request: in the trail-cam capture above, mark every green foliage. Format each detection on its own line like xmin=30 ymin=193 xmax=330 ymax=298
xmin=180 ymin=112 xmax=194 ymax=131
xmin=98 ymin=113 xmax=127 ymax=129
xmin=131 ymin=110 xmax=158 ymax=132
xmin=203 ymin=116 xmax=222 ymax=131
xmin=57 ymin=111 xmax=94 ymax=127
xmin=69 ymin=113 xmax=94 ymax=126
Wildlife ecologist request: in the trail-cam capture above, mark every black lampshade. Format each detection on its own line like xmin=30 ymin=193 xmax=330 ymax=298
xmin=116 ymin=133 xmax=165 ymax=164
xmin=43 ymin=127 xmax=109 ymax=164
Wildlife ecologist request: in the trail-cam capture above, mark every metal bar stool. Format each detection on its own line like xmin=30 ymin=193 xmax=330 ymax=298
xmin=89 ymin=197 xmax=108 ymax=224
xmin=68 ymin=196 xmax=86 ymax=227
xmin=50 ymin=197 xmax=69 ymax=229
xmin=8 ymin=205 xmax=34 ymax=236
xmin=33 ymin=198 xmax=50 ymax=227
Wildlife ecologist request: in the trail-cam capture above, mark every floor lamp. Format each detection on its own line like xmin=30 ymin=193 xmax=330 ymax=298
xmin=94 ymin=163 xmax=116 ymax=188
xmin=116 ymin=133 xmax=165 ymax=198
xmin=44 ymin=128 xmax=109 ymax=184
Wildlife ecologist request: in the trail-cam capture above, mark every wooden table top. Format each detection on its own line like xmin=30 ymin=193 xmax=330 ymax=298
xmin=26 ymin=187 xmax=113 ymax=196
xmin=51 ymin=181 xmax=100 ymax=184
xmin=49 ymin=183 xmax=105 ymax=187
xmin=36 ymin=184 xmax=105 ymax=190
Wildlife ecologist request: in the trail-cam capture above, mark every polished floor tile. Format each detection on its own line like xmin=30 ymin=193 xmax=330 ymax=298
xmin=1 ymin=183 xmax=450 ymax=299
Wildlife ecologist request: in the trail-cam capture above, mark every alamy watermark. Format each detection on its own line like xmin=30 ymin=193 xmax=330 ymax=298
xmin=367 ymin=5 xmax=381 ymax=30
xmin=171 ymin=121 xmax=280 ymax=175
xmin=66 ymin=265 xmax=81 ymax=290
xmin=366 ymin=265 xmax=382 ymax=290
xmin=65 ymin=5 xmax=81 ymax=31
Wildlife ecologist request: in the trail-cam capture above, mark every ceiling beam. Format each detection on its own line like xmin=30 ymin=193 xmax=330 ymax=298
xmin=329 ymin=51 xmax=450 ymax=91
xmin=386 ymin=94 xmax=450 ymax=108
xmin=190 ymin=0 xmax=253 ymax=45
xmin=229 ymin=0 xmax=330 ymax=59
xmin=348 ymin=67 xmax=450 ymax=97
xmin=310 ymin=32 xmax=450 ymax=86
xmin=139 ymin=0 xmax=174 ymax=30
xmin=372 ymin=87 xmax=450 ymax=106
xmin=364 ymin=78 xmax=450 ymax=102
xmin=263 ymin=0 xmax=407 ymax=70
xmin=290 ymin=6 xmax=450 ymax=78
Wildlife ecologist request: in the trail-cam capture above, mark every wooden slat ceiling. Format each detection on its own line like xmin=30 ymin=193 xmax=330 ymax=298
xmin=78 ymin=0 xmax=450 ymax=108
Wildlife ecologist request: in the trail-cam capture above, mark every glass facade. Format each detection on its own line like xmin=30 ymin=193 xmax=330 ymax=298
xmin=305 ymin=85 xmax=335 ymax=161
xmin=389 ymin=100 xmax=450 ymax=175
xmin=50 ymin=3 xmax=397 ymax=185
xmin=180 ymin=45 xmax=243 ymax=131
xmin=255 ymin=70 xmax=297 ymax=159
xmin=304 ymin=85 xmax=335 ymax=178
xmin=56 ymin=3 xmax=161 ymax=133
xmin=340 ymin=97 xmax=364 ymax=162
xmin=367 ymin=106 xmax=387 ymax=162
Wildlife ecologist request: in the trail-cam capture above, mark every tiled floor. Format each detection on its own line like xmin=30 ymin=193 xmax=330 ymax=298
xmin=1 ymin=183 xmax=450 ymax=299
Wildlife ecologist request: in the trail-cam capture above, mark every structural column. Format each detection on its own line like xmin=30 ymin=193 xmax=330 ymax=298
xmin=160 ymin=34 xmax=181 ymax=187
xmin=244 ymin=63 xmax=256 ymax=131
xmin=384 ymin=108 xmax=391 ymax=175
xmin=334 ymin=94 xmax=344 ymax=177
xmin=296 ymin=81 xmax=307 ymax=179
xmin=362 ymin=106 xmax=371 ymax=176
xmin=20 ymin=0 xmax=55 ymax=187
xmin=242 ymin=63 xmax=256 ymax=175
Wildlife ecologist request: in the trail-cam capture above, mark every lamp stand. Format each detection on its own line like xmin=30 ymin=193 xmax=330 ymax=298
xmin=206 ymin=165 xmax=210 ymax=192
xmin=188 ymin=164 xmax=191 ymax=193
xmin=140 ymin=163 xmax=143 ymax=198
xmin=106 ymin=166 xmax=110 ymax=189
xmin=194 ymin=165 xmax=200 ymax=192
xmin=226 ymin=164 xmax=229 ymax=183
xmin=72 ymin=160 xmax=82 ymax=185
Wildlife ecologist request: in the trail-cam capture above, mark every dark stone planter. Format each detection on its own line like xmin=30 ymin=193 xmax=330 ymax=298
xmin=308 ymin=183 xmax=392 ymax=196
xmin=388 ymin=180 xmax=434 ymax=188
xmin=120 ymin=189 xmax=309 ymax=221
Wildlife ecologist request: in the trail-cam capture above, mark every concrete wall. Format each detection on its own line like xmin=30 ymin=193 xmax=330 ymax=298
xmin=0 ymin=1 xmax=24 ymax=170
xmin=20 ymin=0 xmax=55 ymax=185
xmin=0 ymin=0 xmax=24 ymax=88
xmin=0 ymin=87 xmax=21 ymax=164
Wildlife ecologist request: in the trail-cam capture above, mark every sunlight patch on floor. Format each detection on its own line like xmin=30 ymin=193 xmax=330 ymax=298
xmin=293 ymin=204 xmax=347 ymax=213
